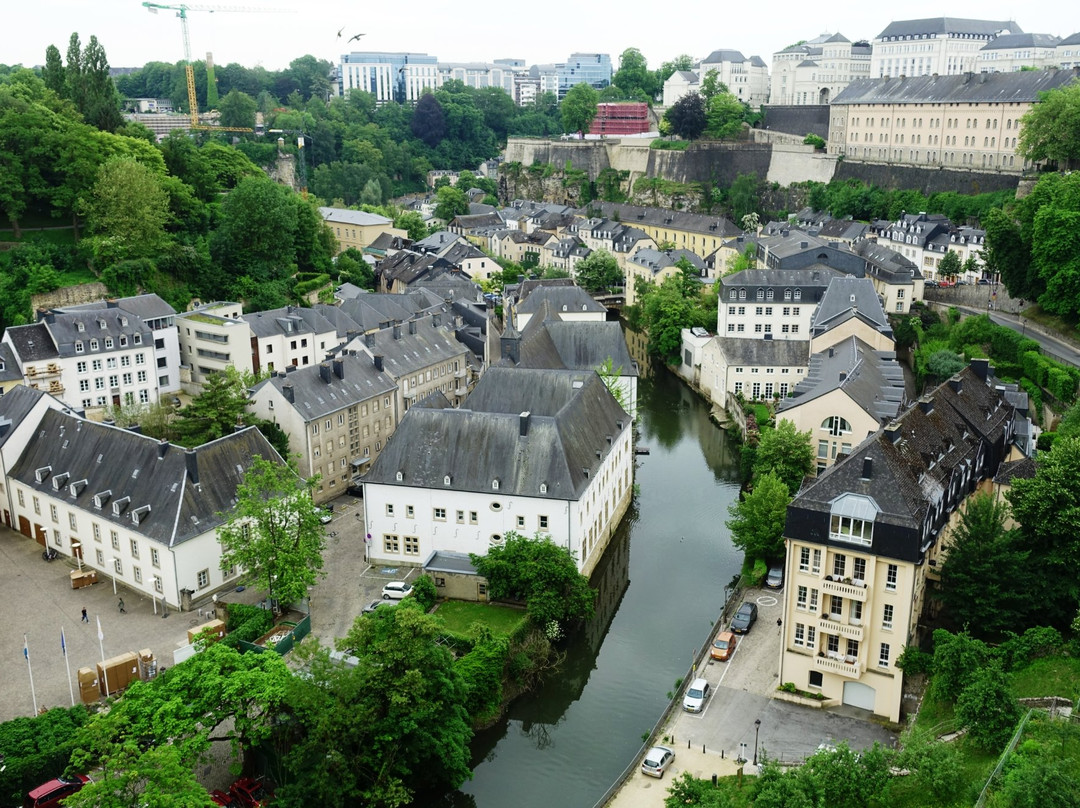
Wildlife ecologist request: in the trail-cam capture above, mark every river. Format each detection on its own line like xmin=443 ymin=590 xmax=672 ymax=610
xmin=451 ymin=365 xmax=744 ymax=808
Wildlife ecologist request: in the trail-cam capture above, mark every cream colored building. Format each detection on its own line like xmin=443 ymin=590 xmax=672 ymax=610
xmin=625 ymin=249 xmax=706 ymax=306
xmin=697 ymin=337 xmax=808 ymax=410
xmin=829 ymin=68 xmax=1080 ymax=172
xmin=778 ymin=363 xmax=1018 ymax=722
xmin=577 ymin=202 xmax=741 ymax=263
xmin=698 ymin=49 xmax=770 ymax=108
xmin=770 ymin=33 xmax=871 ymax=106
xmin=319 ymin=207 xmax=406 ymax=255
xmin=176 ymin=302 xmax=253 ymax=389
xmin=870 ymin=18 xmax=1024 ymax=79
xmin=1057 ymin=34 xmax=1080 ymax=69
xmin=977 ymin=33 xmax=1062 ymax=73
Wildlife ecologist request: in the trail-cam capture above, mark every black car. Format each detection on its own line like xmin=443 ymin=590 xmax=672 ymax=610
xmin=730 ymin=601 xmax=758 ymax=634
xmin=347 ymin=483 xmax=364 ymax=497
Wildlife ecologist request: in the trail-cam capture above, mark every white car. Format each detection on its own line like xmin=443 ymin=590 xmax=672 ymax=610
xmin=682 ymin=677 xmax=711 ymax=713
xmin=641 ymin=745 xmax=675 ymax=778
xmin=381 ymin=581 xmax=413 ymax=600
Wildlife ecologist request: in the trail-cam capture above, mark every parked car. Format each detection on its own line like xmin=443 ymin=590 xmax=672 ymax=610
xmin=710 ymin=630 xmax=737 ymax=661
xmin=641 ymin=745 xmax=675 ymax=778
xmin=381 ymin=581 xmax=413 ymax=600
xmin=314 ymin=508 xmax=332 ymax=525
xmin=765 ymin=565 xmax=784 ymax=589
xmin=346 ymin=483 xmax=364 ymax=497
xmin=731 ymin=601 xmax=758 ymax=634
xmin=24 ymin=775 xmax=90 ymax=808
xmin=682 ymin=677 xmax=711 ymax=713
xmin=229 ymin=777 xmax=271 ymax=808
xmin=210 ymin=790 xmax=239 ymax=808
xmin=362 ymin=598 xmax=394 ymax=614
xmin=924 ymin=279 xmax=940 ymax=288
xmin=977 ymin=278 xmax=991 ymax=285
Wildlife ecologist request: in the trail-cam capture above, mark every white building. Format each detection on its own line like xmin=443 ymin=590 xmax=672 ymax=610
xmin=698 ymin=49 xmax=770 ymax=107
xmin=770 ymin=33 xmax=872 ymax=106
xmin=361 ymin=367 xmax=633 ymax=578
xmin=176 ymin=302 xmax=253 ymax=389
xmin=870 ymin=17 xmax=1024 ymax=79
xmin=243 ymin=306 xmax=339 ymax=376
xmin=977 ymin=33 xmax=1062 ymax=73
xmin=338 ymin=51 xmax=440 ymax=103
xmin=717 ymin=267 xmax=844 ymax=340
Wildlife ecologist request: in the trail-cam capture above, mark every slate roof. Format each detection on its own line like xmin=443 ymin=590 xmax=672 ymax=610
xmin=507 ymin=278 xmax=577 ymax=306
xmin=53 ymin=294 xmax=176 ymax=321
xmin=0 ymin=386 xmax=47 ymax=447
xmin=852 ymin=240 xmax=922 ymax=284
xmin=629 ymin=248 xmax=706 ymax=275
xmin=423 ymin=550 xmax=479 ymax=575
xmin=516 ymin=285 xmax=606 ymax=316
xmin=252 ymin=354 xmax=396 ymax=420
xmin=703 ymin=49 xmax=748 ymax=64
xmin=350 ymin=313 xmax=467 ymax=380
xmin=451 ymin=212 xmax=504 ymax=229
xmin=243 ymin=306 xmax=336 ymax=340
xmin=832 ymin=68 xmax=1080 ymax=106
xmin=501 ymin=302 xmax=636 ymax=377
xmin=576 ymin=202 xmax=740 ymax=240
xmin=994 ymin=456 xmax=1036 ymax=485
xmin=319 ymin=207 xmax=393 ymax=226
xmin=875 ymin=18 xmax=1023 ymax=40
xmin=719 ymin=338 xmax=810 ymax=366
xmin=810 ymin=276 xmax=892 ymax=339
xmin=777 ymin=336 xmax=905 ymax=423
xmin=337 ymin=292 xmax=435 ymax=333
xmin=1059 ymin=33 xmax=1080 ymax=47
xmin=415 ymin=231 xmax=464 ymax=253
xmin=4 ymin=323 xmax=62 ymax=362
xmin=311 ymin=303 xmax=362 ymax=340
xmin=9 ymin=410 xmax=281 ymax=547
xmin=0 ymin=343 xmax=23 ymax=383
xmin=364 ymin=368 xmax=628 ymax=500
xmin=980 ymin=33 xmax=1060 ymax=51
xmin=721 ymin=266 xmax=845 ymax=291
xmin=673 ymin=70 xmax=699 ymax=81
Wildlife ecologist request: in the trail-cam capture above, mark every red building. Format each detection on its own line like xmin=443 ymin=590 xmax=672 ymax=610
xmin=588 ymin=102 xmax=651 ymax=136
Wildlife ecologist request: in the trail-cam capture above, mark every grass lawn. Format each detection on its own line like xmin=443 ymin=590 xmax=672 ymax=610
xmin=1010 ymin=656 xmax=1080 ymax=701
xmin=434 ymin=601 xmax=526 ymax=638
xmin=751 ymin=403 xmax=771 ymax=426
xmin=912 ymin=687 xmax=958 ymax=735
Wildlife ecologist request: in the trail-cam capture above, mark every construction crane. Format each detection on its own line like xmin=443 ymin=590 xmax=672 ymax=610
xmin=142 ymin=2 xmax=287 ymax=131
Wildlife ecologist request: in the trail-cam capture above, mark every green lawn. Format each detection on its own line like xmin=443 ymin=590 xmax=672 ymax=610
xmin=434 ymin=601 xmax=526 ymax=637
xmin=1010 ymin=656 xmax=1080 ymax=701
xmin=912 ymin=687 xmax=958 ymax=735
xmin=751 ymin=403 xmax=771 ymax=426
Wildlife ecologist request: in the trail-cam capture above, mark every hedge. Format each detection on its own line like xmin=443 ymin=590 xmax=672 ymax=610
xmin=0 ymin=705 xmax=91 ymax=805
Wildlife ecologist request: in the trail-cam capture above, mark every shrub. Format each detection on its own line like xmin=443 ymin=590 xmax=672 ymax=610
xmin=455 ymin=635 xmax=510 ymax=721
xmin=803 ymin=133 xmax=826 ymax=149
xmin=999 ymin=626 xmax=1064 ymax=671
xmin=411 ymin=574 xmax=438 ymax=612
xmin=896 ymin=645 xmax=934 ymax=676
xmin=221 ymin=603 xmax=274 ymax=647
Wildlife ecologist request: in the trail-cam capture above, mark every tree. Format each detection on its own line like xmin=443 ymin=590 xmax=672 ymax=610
xmin=726 ymin=471 xmax=790 ymax=561
xmin=639 ymin=275 xmax=697 ymax=361
xmin=955 ymin=662 xmax=1022 ymax=750
xmin=893 ymin=727 xmax=963 ymax=805
xmin=574 ymin=248 xmax=622 ymax=293
xmin=42 ymin=44 xmax=65 ymax=96
xmin=210 ymin=174 xmax=298 ymax=292
xmin=753 ymin=419 xmax=814 ymax=494
xmin=410 ymin=92 xmax=446 ymax=147
xmin=937 ymin=249 xmax=962 ymax=280
xmin=926 ymin=348 xmax=966 ymax=380
xmin=80 ymin=157 xmax=170 ymax=267
xmin=658 ymin=54 xmax=694 ymax=84
xmin=1018 ymin=82 xmax=1080 ymax=170
xmin=80 ymin=35 xmax=122 ymax=132
xmin=612 ymin=48 xmax=656 ymax=100
xmin=280 ymin=603 xmax=472 ymax=807
xmin=930 ymin=628 xmax=991 ymax=702
xmin=217 ymin=88 xmax=256 ymax=129
xmin=801 ymin=742 xmax=892 ymax=808
xmin=63 ymin=743 xmax=215 ymax=808
xmin=561 ymin=82 xmax=599 ymax=134
xmin=937 ymin=492 xmax=1032 ymax=638
xmin=64 ymin=33 xmax=87 ymax=116
xmin=469 ymin=531 xmax=596 ymax=629
xmin=394 ymin=210 xmax=428 ymax=241
xmin=699 ymin=69 xmax=728 ymax=102
xmin=473 ymin=85 xmax=517 ymax=143
xmin=434 ymin=184 xmax=469 ymax=223
xmin=217 ymin=455 xmax=325 ymax=608
xmin=171 ymin=367 xmax=252 ymax=447
xmin=335 ymin=247 xmax=375 ymax=290
xmin=663 ymin=92 xmax=707 ymax=140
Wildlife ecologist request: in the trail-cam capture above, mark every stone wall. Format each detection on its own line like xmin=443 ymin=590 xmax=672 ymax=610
xmin=761 ymin=105 xmax=831 ymax=140
xmin=32 ymin=282 xmax=110 ymax=313
xmin=924 ymin=284 xmax=1020 ymax=315
xmin=767 ymin=144 xmax=839 ymax=187
xmin=834 ymin=161 xmax=1020 ymax=196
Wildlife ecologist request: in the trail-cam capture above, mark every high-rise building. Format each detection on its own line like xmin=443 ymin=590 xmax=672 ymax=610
xmin=557 ymin=53 xmax=612 ymax=99
xmin=338 ymin=51 xmax=439 ymax=103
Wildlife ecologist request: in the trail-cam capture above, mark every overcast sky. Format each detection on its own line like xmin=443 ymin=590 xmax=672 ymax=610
xmin=3 ymin=1 xmax=1077 ymax=75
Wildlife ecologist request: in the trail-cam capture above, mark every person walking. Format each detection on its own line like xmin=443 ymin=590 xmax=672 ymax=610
xmin=118 ymin=598 xmax=126 ymax=614
xmin=81 ymin=607 xmax=89 ymax=623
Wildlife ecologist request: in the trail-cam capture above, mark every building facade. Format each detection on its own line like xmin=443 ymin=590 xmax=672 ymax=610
xmin=698 ymin=49 xmax=770 ymax=107
xmin=770 ymin=33 xmax=872 ymax=106
xmin=870 ymin=18 xmax=1024 ymax=78
xmin=338 ymin=52 xmax=440 ymax=102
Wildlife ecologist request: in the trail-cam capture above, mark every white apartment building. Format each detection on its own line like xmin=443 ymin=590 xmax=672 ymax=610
xmin=770 ymin=33 xmax=872 ymax=106
xmin=243 ymin=306 xmax=339 ymax=376
xmin=870 ymin=18 xmax=1024 ymax=78
xmin=338 ymin=52 xmax=440 ymax=103
xmin=717 ymin=268 xmax=843 ymax=340
xmin=176 ymin=302 xmax=253 ymax=389
xmin=698 ymin=49 xmax=770 ymax=107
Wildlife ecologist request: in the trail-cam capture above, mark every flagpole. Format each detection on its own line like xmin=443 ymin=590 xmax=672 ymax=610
xmin=23 ymin=634 xmax=38 ymax=715
xmin=96 ymin=616 xmax=110 ymax=697
xmin=61 ymin=627 xmax=75 ymax=707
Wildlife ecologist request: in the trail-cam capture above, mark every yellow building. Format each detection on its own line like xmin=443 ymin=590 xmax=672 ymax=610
xmin=319 ymin=207 xmax=406 ymax=255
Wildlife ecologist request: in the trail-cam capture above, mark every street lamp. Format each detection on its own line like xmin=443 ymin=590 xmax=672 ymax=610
xmin=753 ymin=718 xmax=761 ymax=766
xmin=110 ymin=558 xmax=120 ymax=595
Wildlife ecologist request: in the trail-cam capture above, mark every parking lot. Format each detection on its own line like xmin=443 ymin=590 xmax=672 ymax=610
xmin=608 ymin=586 xmax=897 ymax=807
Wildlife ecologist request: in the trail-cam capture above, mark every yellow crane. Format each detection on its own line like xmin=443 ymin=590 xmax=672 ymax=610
xmin=142 ymin=2 xmax=287 ymax=131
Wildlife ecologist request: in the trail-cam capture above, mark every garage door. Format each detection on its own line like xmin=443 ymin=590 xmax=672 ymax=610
xmin=842 ymin=681 xmax=876 ymax=712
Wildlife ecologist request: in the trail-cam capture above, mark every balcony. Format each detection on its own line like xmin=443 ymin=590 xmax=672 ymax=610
xmin=814 ymin=653 xmax=865 ymax=679
xmin=822 ymin=578 xmax=868 ymax=601
xmin=819 ymin=617 xmax=864 ymax=641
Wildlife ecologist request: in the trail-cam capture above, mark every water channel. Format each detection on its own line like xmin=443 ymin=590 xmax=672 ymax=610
xmin=452 ymin=363 xmax=744 ymax=807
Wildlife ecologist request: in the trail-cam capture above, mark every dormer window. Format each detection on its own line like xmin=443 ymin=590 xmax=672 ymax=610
xmin=97 ymin=319 xmax=107 ymax=330
xmin=395 ymin=471 xmax=404 ymax=481
xmin=793 ymin=289 xmax=802 ymax=301
xmin=112 ymin=496 xmax=130 ymax=515
xmin=539 ymin=483 xmax=548 ymax=494
xmin=76 ymin=321 xmax=86 ymax=333
xmin=90 ymin=339 xmax=99 ymax=351
xmin=93 ymin=490 xmax=111 ymax=509
xmin=51 ymin=472 xmax=70 ymax=491
xmin=131 ymin=505 xmax=151 ymax=525
xmin=104 ymin=338 xmax=114 ymax=350
xmin=75 ymin=341 xmax=84 ymax=353
xmin=492 ymin=478 xmax=500 ymax=491
xmin=133 ymin=334 xmax=142 ymax=345
xmin=443 ymin=475 xmax=452 ymax=486
xmin=35 ymin=466 xmax=52 ymax=483
xmin=756 ymin=288 xmax=765 ymax=301
xmin=119 ymin=336 xmax=127 ymax=347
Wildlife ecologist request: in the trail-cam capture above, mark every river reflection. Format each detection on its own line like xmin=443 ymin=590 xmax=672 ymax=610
xmin=449 ymin=360 xmax=743 ymax=808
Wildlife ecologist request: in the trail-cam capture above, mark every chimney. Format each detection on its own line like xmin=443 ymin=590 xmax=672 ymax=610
xmin=319 ymin=363 xmax=332 ymax=384
xmin=365 ymin=333 xmax=376 ymax=348
xmin=408 ymin=320 xmax=417 ymax=335
xmin=948 ymin=376 xmax=963 ymax=394
xmin=501 ymin=331 xmax=521 ymax=364
xmin=374 ymin=355 xmax=384 ymax=372
xmin=885 ymin=422 xmax=902 ymax=444
xmin=828 ymin=347 xmax=834 ymax=358
xmin=393 ymin=324 xmax=402 ymax=340
xmin=800 ymin=241 xmax=808 ymax=249
xmin=345 ymin=329 xmax=358 ymax=342
xmin=282 ymin=382 xmax=295 ymax=403
xmin=185 ymin=449 xmax=199 ymax=485
xmin=519 ymin=411 xmax=531 ymax=436
xmin=128 ymin=423 xmax=142 ymax=434
xmin=433 ymin=313 xmax=441 ymax=327
xmin=333 ymin=357 xmax=344 ymax=379
xmin=861 ymin=457 xmax=873 ymax=479
xmin=970 ymin=358 xmax=990 ymax=381
xmin=157 ymin=439 xmax=169 ymax=459
xmin=918 ymin=395 xmax=934 ymax=415
xmin=277 ymin=371 xmax=287 ymax=379
xmin=839 ymin=372 xmax=847 ymax=382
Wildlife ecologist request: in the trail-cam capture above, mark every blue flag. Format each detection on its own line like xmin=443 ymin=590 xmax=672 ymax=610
xmin=61 ymin=628 xmax=67 ymax=655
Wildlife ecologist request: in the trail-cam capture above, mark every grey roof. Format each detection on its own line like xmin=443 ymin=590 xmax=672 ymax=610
xmin=749 ymin=55 xmax=767 ymax=68
xmin=810 ymin=276 xmax=892 ymax=338
xmin=337 ymin=292 xmax=435 ymax=333
xmin=243 ymin=305 xmax=336 ymax=340
xmin=415 ymin=230 xmax=464 ymax=252
xmin=53 ymin=294 xmax=176 ymax=321
xmin=778 ymin=336 xmax=905 ymax=423
xmin=252 ymin=354 xmax=396 ymax=420
xmin=335 ymin=282 xmax=366 ymax=300
xmin=0 ymin=343 xmax=22 ymax=383
xmin=516 ymin=285 xmax=606 ymax=315
xmin=319 ymin=207 xmax=393 ymax=226
xmin=875 ymin=18 xmax=1023 ymax=40
xmin=9 ymin=410 xmax=281 ymax=547
xmin=852 ymin=240 xmax=922 ymax=284
xmin=832 ymin=68 xmax=1080 ymax=106
xmin=673 ymin=70 xmax=699 ymax=81
xmin=40 ymin=309 xmax=155 ymax=360
xmin=451 ymin=212 xmax=504 ymax=229
xmin=1059 ymin=33 xmax=1080 ymax=47
xmin=722 ymin=266 xmax=844 ymax=290
xmin=719 ymin=338 xmax=809 ymax=366
xmin=994 ymin=456 xmax=1036 ymax=485
xmin=350 ymin=313 xmax=467 ymax=380
xmin=576 ymin=202 xmax=740 ymax=239
xmin=823 ymin=33 xmax=851 ymax=44
xmin=502 ymin=303 xmax=636 ymax=377
xmin=0 ymin=386 xmax=47 ymax=447
xmin=980 ymin=33 xmax=1060 ymax=51
xmin=423 ymin=550 xmax=478 ymax=575
xmin=311 ymin=303 xmax=362 ymax=340
xmin=629 ymin=248 xmax=706 ymax=274
xmin=508 ymin=277 xmax=578 ymax=306
xmin=364 ymin=368 xmax=628 ymax=500
xmin=703 ymin=49 xmax=748 ymax=64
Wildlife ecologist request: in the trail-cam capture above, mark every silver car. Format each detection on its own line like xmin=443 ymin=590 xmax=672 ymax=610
xmin=381 ymin=581 xmax=413 ymax=600
xmin=682 ymin=677 xmax=711 ymax=713
xmin=641 ymin=745 xmax=675 ymax=778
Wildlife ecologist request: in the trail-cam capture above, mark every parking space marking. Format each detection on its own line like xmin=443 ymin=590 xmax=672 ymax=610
xmin=756 ymin=595 xmax=778 ymax=607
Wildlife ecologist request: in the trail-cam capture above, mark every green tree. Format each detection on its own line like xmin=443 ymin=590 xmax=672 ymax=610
xmin=926 ymin=348 xmax=966 ymax=380
xmin=996 ymin=732 xmax=1080 ymax=808
xmin=612 ymin=48 xmax=656 ymax=100
xmin=955 ymin=662 xmax=1022 ymax=750
xmin=658 ymin=54 xmax=695 ymax=84
xmin=574 ymin=248 xmax=622 ymax=293
xmin=931 ymin=628 xmax=991 ymax=702
xmin=1018 ymin=82 xmax=1080 ymax=170
xmin=473 ymin=85 xmax=517 ymax=143
xmin=469 ymin=531 xmax=596 ymax=629
xmin=80 ymin=157 xmax=170 ymax=266
xmin=561 ymin=82 xmax=599 ymax=134
xmin=217 ymin=88 xmax=256 ymax=129
xmin=394 ymin=210 xmax=428 ymax=241
xmin=63 ymin=743 xmax=215 ymax=808
xmin=335 ymin=247 xmax=375 ymax=289
xmin=597 ymin=356 xmax=628 ymax=412
xmin=210 ymin=174 xmax=298 ymax=294
xmin=699 ymin=69 xmax=728 ymax=102
xmin=80 ymin=35 xmax=122 ymax=132
xmin=42 ymin=44 xmax=65 ymax=96
xmin=217 ymin=455 xmax=325 ymax=608
xmin=802 ymin=742 xmax=892 ymax=808
xmin=726 ymin=471 xmax=790 ymax=561
xmin=171 ymin=367 xmax=254 ymax=447
xmin=410 ymin=91 xmax=446 ymax=147
xmin=663 ymin=92 xmax=707 ymax=140
xmin=937 ymin=249 xmax=962 ymax=280
xmin=753 ymin=419 xmax=814 ymax=494
xmin=937 ymin=492 xmax=1032 ymax=638
xmin=434 ymin=184 xmax=469 ymax=222
xmin=706 ymin=92 xmax=744 ymax=139
xmin=726 ymin=173 xmax=763 ymax=224
xmin=893 ymin=726 xmax=963 ymax=805
xmin=64 ymin=33 xmax=87 ymax=116
xmin=281 ymin=603 xmax=472 ymax=807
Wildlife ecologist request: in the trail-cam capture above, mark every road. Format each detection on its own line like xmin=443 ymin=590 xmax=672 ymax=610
xmin=946 ymin=303 xmax=1080 ymax=369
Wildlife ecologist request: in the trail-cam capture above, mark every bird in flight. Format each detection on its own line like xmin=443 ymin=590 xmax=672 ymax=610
xmin=348 ymin=33 xmax=366 ymax=42
xmin=337 ymin=26 xmax=345 ymax=38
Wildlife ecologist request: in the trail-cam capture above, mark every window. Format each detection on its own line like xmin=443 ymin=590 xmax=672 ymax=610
xmin=406 ymin=505 xmax=414 ymax=518
xmin=827 ymin=634 xmax=840 ymax=655
xmin=852 ymin=557 xmax=866 ymax=582
xmin=832 ymin=553 xmax=846 ymax=578
xmin=799 ymin=546 xmax=810 ymax=572
xmin=33 ymin=496 xmax=40 ymax=515
xmin=806 ymin=625 xmax=816 ymax=649
xmin=539 ymin=515 xmax=549 ymax=530
xmin=383 ymin=534 xmax=399 ymax=553
xmin=818 ymin=439 xmax=829 ymax=459
xmin=879 ymin=642 xmax=891 ymax=668
xmin=830 ymin=594 xmax=843 ymax=617
xmin=794 ymin=623 xmax=805 ymax=646
xmin=133 ymin=566 xmax=142 ymax=584
xmin=809 ymin=588 xmax=819 ymax=612
xmin=404 ymin=536 xmax=419 ymax=555
xmin=516 ymin=515 xmax=526 ymax=528
xmin=75 ymin=341 xmax=84 ymax=354
xmin=469 ymin=511 xmax=478 ymax=524
xmin=831 ymin=515 xmax=873 ymax=546
xmin=50 ymin=503 xmax=58 ymax=522
xmin=882 ymin=604 xmax=894 ymax=630
xmin=812 ymin=549 xmax=821 ymax=574
xmin=151 ymin=548 xmax=159 ymax=568
xmin=456 ymin=510 xmax=465 ymax=523
xmin=111 ymin=530 xmax=119 ymax=550
xmin=197 ymin=569 xmax=209 ymax=589
xmin=847 ymin=638 xmax=859 ymax=660
xmin=886 ymin=563 xmax=898 ymax=591
xmin=96 ymin=549 xmax=104 ymax=565
xmin=796 ymin=585 xmax=808 ymax=609
xmin=809 ymin=670 xmax=823 ymax=688
xmin=130 ymin=539 xmax=139 ymax=559
xmin=821 ymin=416 xmax=851 ymax=436
xmin=385 ymin=504 xmax=394 ymax=516
xmin=433 ymin=507 xmax=446 ymax=520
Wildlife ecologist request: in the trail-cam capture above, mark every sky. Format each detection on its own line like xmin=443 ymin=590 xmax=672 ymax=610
xmin=2 ymin=0 xmax=1078 ymax=75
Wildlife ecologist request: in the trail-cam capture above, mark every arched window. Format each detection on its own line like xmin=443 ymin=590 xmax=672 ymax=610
xmin=756 ymin=288 xmax=765 ymax=301
xmin=793 ymin=288 xmax=802 ymax=301
xmin=821 ymin=416 xmax=852 ymax=436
